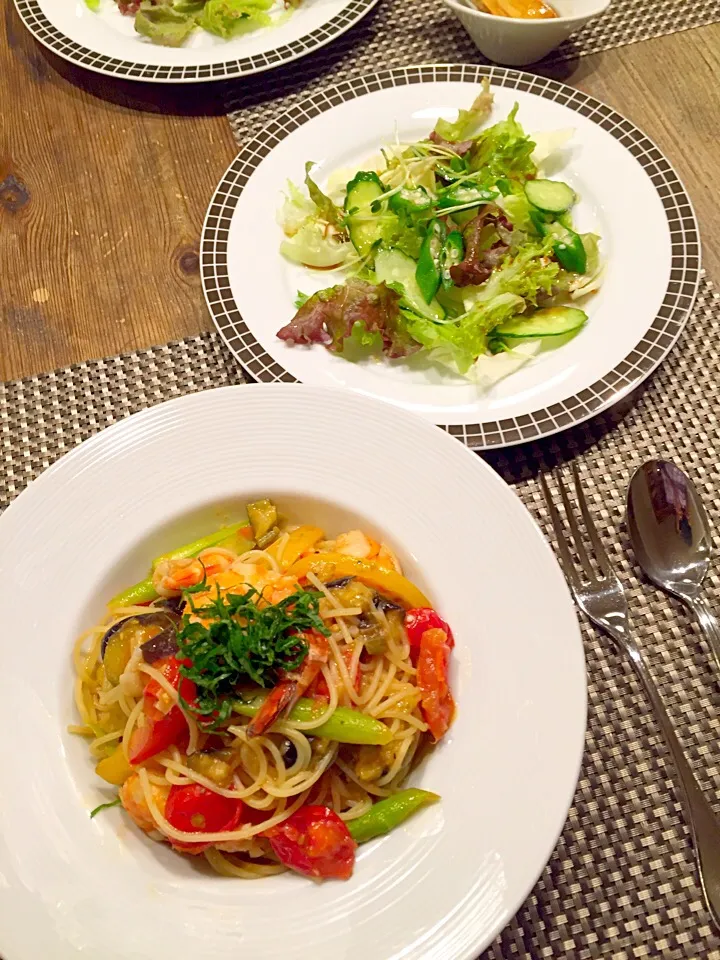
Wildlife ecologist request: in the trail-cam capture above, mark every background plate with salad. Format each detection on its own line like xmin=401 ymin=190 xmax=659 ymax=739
xmin=14 ymin=0 xmax=378 ymax=81
xmin=202 ymin=66 xmax=697 ymax=447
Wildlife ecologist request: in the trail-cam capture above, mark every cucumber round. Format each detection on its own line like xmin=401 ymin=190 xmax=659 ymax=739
xmin=525 ymin=179 xmax=576 ymax=214
xmin=375 ymin=247 xmax=446 ymax=323
xmin=496 ymin=306 xmax=587 ymax=339
xmin=345 ymin=171 xmax=392 ymax=258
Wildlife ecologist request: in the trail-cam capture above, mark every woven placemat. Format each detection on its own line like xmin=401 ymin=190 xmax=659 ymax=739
xmin=2 ymin=277 xmax=720 ymax=957
xmin=223 ymin=0 xmax=720 ymax=134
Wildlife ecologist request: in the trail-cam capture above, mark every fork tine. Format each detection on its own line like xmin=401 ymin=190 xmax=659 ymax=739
xmin=539 ymin=472 xmax=580 ymax=590
xmin=556 ymin=471 xmax=595 ymax=580
xmin=571 ymin=463 xmax=616 ymax=578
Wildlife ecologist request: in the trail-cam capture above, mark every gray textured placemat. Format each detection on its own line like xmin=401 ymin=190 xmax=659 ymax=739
xmin=223 ymin=0 xmax=720 ymax=133
xmin=2 ymin=277 xmax=720 ymax=958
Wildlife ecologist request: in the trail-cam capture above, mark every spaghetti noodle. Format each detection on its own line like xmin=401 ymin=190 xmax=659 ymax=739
xmin=72 ymin=502 xmax=455 ymax=881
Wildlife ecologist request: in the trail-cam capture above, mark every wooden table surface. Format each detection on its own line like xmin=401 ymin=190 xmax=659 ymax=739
xmin=2 ymin=9 xmax=719 ymax=381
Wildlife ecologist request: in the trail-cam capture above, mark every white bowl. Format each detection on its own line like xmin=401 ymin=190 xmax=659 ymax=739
xmin=0 ymin=384 xmax=586 ymax=960
xmin=443 ymin=0 xmax=611 ymax=65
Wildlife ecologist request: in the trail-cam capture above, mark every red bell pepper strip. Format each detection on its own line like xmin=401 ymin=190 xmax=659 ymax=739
xmin=128 ymin=709 xmax=188 ymax=766
xmin=416 ymin=627 xmax=455 ymax=742
xmin=128 ymin=657 xmax=197 ymax=765
xmin=265 ymin=805 xmax=356 ymax=880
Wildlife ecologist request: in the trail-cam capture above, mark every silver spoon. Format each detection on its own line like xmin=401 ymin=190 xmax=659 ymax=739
xmin=627 ymin=459 xmax=720 ymax=672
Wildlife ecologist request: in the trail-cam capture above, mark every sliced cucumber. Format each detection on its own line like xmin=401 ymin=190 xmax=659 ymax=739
xmin=345 ymin=171 xmax=394 ymax=258
xmin=525 ymin=179 xmax=576 ymax=214
xmin=496 ymin=306 xmax=587 ymax=339
xmin=375 ymin=247 xmax=446 ymax=323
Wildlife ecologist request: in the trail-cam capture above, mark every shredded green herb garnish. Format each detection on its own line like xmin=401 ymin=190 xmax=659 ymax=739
xmin=90 ymin=797 xmax=121 ymax=819
xmin=177 ymin=584 xmax=329 ymax=729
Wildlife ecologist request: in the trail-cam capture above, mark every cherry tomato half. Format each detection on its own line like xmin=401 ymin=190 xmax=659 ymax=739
xmin=265 ymin=805 xmax=356 ymax=880
xmin=166 ymin=783 xmax=245 ymax=835
xmin=165 ymin=784 xmax=245 ymax=855
xmin=416 ymin=627 xmax=455 ymax=742
xmin=404 ymin=608 xmax=455 ymax=649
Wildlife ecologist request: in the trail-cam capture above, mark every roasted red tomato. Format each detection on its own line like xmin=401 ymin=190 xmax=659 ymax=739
xmin=416 ymin=627 xmax=455 ymax=741
xmin=166 ymin=783 xmax=245 ymax=855
xmin=404 ymin=608 xmax=455 ymax=649
xmin=166 ymin=783 xmax=245 ymax=833
xmin=128 ymin=657 xmax=198 ymax=765
xmin=265 ymin=805 xmax=356 ymax=880
xmin=144 ymin=656 xmax=197 ymax=719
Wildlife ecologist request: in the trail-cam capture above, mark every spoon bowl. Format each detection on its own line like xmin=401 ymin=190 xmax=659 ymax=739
xmin=627 ymin=459 xmax=712 ymax=602
xmin=627 ymin=458 xmax=720 ymax=672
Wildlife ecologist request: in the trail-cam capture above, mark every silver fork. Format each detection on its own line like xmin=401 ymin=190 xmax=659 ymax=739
xmin=541 ymin=464 xmax=720 ymax=931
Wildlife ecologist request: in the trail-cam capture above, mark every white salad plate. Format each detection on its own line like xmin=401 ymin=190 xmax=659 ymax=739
xmin=202 ymin=63 xmax=700 ymax=449
xmin=13 ymin=0 xmax=377 ymax=82
xmin=0 ymin=384 xmax=585 ymax=960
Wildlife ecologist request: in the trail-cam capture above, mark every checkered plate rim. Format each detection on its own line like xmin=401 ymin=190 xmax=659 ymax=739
xmin=12 ymin=0 xmax=377 ymax=82
xmin=201 ymin=62 xmax=701 ymax=451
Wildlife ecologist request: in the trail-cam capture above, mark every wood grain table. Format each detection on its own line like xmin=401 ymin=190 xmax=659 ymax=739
xmin=2 ymin=8 xmax=719 ymax=381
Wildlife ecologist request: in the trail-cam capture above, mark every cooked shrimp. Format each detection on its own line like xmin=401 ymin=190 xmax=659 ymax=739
xmin=196 ymin=547 xmax=236 ymax=578
xmin=335 ymin=530 xmax=378 ymax=560
xmin=215 ymin=836 xmax=270 ymax=856
xmin=266 ymin=575 xmax=301 ymax=604
xmin=375 ymin=543 xmax=402 ymax=573
xmin=228 ymin=562 xmax=265 ymax=589
xmin=246 ymin=631 xmax=330 ymax=738
xmin=120 ymin=772 xmax=169 ymax=835
xmin=153 ymin=558 xmax=205 ymax=597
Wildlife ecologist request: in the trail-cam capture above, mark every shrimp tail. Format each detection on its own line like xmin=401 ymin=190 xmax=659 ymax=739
xmin=246 ymin=632 xmax=329 ymax=738
xmin=246 ymin=680 xmax=299 ymax=738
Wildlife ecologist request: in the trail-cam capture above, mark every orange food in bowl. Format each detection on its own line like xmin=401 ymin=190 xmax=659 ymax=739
xmin=476 ymin=0 xmax=558 ymax=18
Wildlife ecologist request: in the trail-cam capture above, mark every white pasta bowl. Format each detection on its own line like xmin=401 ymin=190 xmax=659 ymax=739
xmin=0 ymin=384 xmax=585 ymax=960
xmin=443 ymin=0 xmax=611 ymax=65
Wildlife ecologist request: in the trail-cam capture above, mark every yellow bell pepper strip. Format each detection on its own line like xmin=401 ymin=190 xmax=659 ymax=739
xmin=287 ymin=553 xmax=430 ymax=609
xmin=272 ymin=525 xmax=324 ymax=570
xmin=232 ymin=693 xmax=393 ymax=745
xmin=347 ymin=789 xmax=440 ymax=843
xmin=95 ymin=747 xmax=134 ymax=786
xmin=109 ymin=523 xmax=255 ymax=608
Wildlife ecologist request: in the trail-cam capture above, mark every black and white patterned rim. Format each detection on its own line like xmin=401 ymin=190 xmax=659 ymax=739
xmin=13 ymin=0 xmax=377 ymax=83
xmin=201 ymin=63 xmax=701 ymax=450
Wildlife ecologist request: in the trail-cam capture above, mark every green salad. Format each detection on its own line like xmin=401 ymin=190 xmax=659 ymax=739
xmin=277 ymin=81 xmax=603 ymax=388
xmin=86 ymin=0 xmax=299 ymax=47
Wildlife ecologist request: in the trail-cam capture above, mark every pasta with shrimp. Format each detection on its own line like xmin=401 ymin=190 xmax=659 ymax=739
xmin=72 ymin=500 xmax=455 ymax=881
